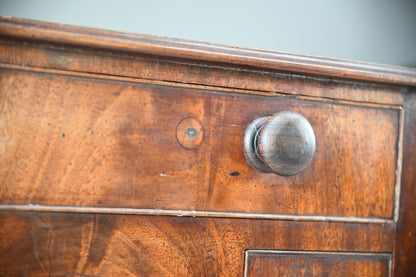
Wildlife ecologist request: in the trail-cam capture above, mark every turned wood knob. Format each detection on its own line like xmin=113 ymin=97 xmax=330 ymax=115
xmin=244 ymin=111 xmax=316 ymax=176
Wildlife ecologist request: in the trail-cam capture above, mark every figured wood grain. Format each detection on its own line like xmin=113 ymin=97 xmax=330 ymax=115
xmin=245 ymin=251 xmax=391 ymax=277
xmin=0 ymin=211 xmax=394 ymax=276
xmin=0 ymin=17 xmax=415 ymax=276
xmin=0 ymin=68 xmax=400 ymax=219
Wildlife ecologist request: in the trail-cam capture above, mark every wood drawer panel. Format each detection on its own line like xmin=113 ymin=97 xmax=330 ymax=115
xmin=0 ymin=39 xmax=405 ymax=106
xmin=0 ymin=68 xmax=400 ymax=219
xmin=245 ymin=250 xmax=391 ymax=277
xmin=0 ymin=211 xmax=394 ymax=276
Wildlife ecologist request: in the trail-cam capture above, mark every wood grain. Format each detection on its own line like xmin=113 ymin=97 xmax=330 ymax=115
xmin=0 ymin=17 xmax=415 ymax=276
xmin=245 ymin=251 xmax=391 ymax=277
xmin=0 ymin=39 xmax=408 ymax=106
xmin=255 ymin=111 xmax=316 ymax=176
xmin=0 ymin=211 xmax=394 ymax=276
xmin=393 ymin=90 xmax=416 ymax=276
xmin=1 ymin=17 xmax=415 ymax=86
xmin=0 ymin=68 xmax=400 ymax=219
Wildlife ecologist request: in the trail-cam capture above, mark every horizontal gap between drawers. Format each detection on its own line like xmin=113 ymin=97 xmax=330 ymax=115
xmin=0 ymin=204 xmax=394 ymax=224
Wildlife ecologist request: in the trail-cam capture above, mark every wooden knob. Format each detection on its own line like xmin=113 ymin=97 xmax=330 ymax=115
xmin=244 ymin=111 xmax=316 ymax=176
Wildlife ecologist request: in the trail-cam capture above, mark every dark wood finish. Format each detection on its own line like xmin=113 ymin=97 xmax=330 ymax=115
xmin=245 ymin=251 xmax=391 ymax=277
xmin=244 ymin=117 xmax=273 ymax=173
xmin=244 ymin=111 xmax=316 ymax=176
xmin=0 ymin=18 xmax=415 ymax=276
xmin=0 ymin=69 xmax=399 ymax=219
xmin=393 ymin=91 xmax=416 ymax=275
xmin=0 ymin=211 xmax=394 ymax=276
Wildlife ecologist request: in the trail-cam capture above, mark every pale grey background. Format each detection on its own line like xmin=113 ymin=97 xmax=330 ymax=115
xmin=1 ymin=0 xmax=415 ymax=67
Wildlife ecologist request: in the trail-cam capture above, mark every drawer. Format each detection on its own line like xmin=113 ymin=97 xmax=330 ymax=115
xmin=2 ymin=17 xmax=416 ymax=277
xmin=0 ymin=68 xmax=400 ymax=220
xmin=0 ymin=211 xmax=395 ymax=276
xmin=244 ymin=250 xmax=391 ymax=277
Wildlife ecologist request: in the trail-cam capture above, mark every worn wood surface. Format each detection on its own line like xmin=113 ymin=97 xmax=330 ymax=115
xmin=0 ymin=211 xmax=394 ymax=276
xmin=0 ymin=39 xmax=408 ymax=106
xmin=1 ymin=16 xmax=416 ymax=86
xmin=1 ymin=18 xmax=415 ymax=276
xmin=245 ymin=251 xmax=391 ymax=277
xmin=255 ymin=111 xmax=316 ymax=176
xmin=0 ymin=68 xmax=400 ymax=219
xmin=393 ymin=90 xmax=416 ymax=276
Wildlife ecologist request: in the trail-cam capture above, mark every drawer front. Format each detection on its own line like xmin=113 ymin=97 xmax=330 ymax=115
xmin=0 ymin=211 xmax=395 ymax=276
xmin=0 ymin=69 xmax=400 ymax=219
xmin=245 ymin=250 xmax=391 ymax=277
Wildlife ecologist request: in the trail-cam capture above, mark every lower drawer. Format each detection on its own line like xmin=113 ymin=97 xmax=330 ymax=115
xmin=245 ymin=250 xmax=391 ymax=277
xmin=0 ymin=211 xmax=394 ymax=276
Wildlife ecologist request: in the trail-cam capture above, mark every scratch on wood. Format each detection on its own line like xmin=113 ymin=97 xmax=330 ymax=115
xmin=48 ymin=235 xmax=53 ymax=277
xmin=160 ymin=173 xmax=174 ymax=178
xmin=47 ymin=215 xmax=53 ymax=277
xmin=30 ymin=229 xmax=47 ymax=273
xmin=67 ymin=273 xmax=100 ymax=277
xmin=277 ymin=201 xmax=293 ymax=211
xmin=73 ymin=217 xmax=94 ymax=273
xmin=132 ymin=158 xmax=139 ymax=200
